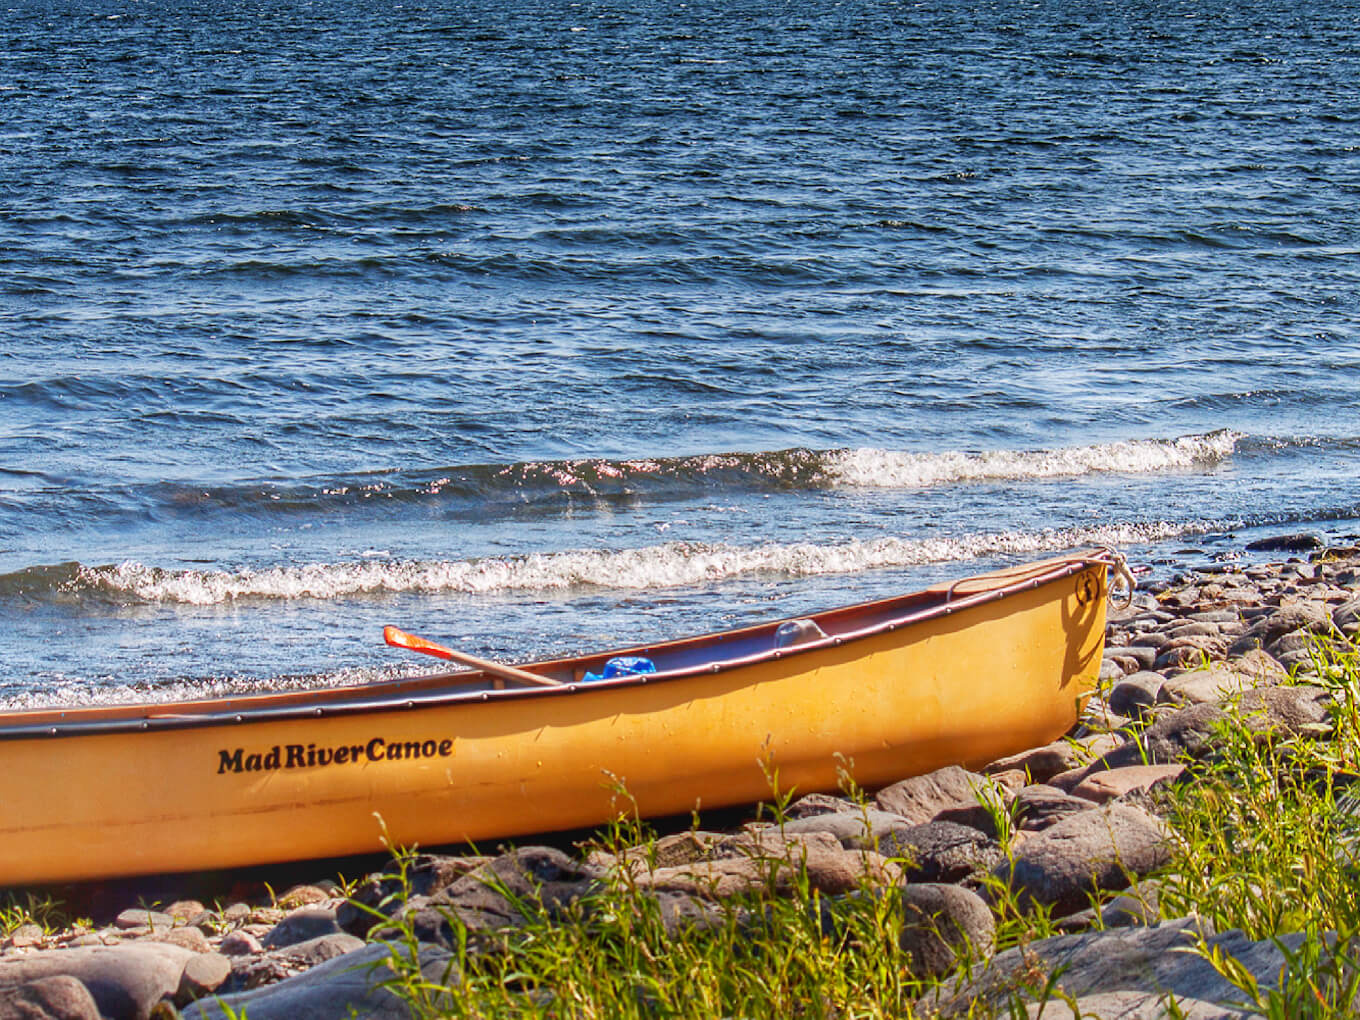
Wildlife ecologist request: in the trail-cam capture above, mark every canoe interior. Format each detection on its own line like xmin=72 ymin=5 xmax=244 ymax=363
xmin=0 ymin=552 xmax=1101 ymax=737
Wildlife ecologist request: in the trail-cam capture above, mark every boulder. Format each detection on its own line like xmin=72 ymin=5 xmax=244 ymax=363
xmin=0 ymin=944 xmax=193 ymax=1020
xmin=990 ymin=804 xmax=1170 ymax=916
xmin=184 ymin=941 xmax=455 ymax=1020
xmin=930 ymin=919 xmax=1305 ymax=1019
xmin=0 ymin=976 xmax=100 ymax=1020
xmin=873 ymin=766 xmax=1002 ymax=827
xmin=263 ymin=909 xmax=342 ymax=949
xmin=898 ymin=884 xmax=995 ymax=981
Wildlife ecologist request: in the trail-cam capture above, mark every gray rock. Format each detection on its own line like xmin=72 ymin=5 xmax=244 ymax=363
xmin=113 ymin=909 xmax=175 ymax=933
xmin=184 ymin=941 xmax=456 ymax=1020
xmin=873 ymin=766 xmax=1000 ymax=826
xmin=778 ymin=809 xmax=911 ymax=849
xmin=931 ymin=919 xmax=1306 ymax=1019
xmin=878 ymin=821 xmax=1003 ymax=884
xmin=898 ymin=884 xmax=995 ymax=981
xmin=990 ymin=804 xmax=1170 ymax=916
xmin=263 ymin=909 xmax=342 ymax=949
xmin=0 ymin=976 xmax=101 ymax=1020
xmin=218 ymin=930 xmax=263 ymax=956
xmin=0 ymin=943 xmax=193 ymax=1020
xmin=1108 ymin=672 xmax=1165 ymax=720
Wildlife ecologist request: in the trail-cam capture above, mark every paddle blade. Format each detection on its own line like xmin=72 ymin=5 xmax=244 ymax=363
xmin=383 ymin=626 xmax=454 ymax=660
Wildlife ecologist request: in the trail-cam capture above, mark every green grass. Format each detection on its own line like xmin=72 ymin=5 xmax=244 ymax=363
xmin=349 ymin=639 xmax=1360 ymax=1019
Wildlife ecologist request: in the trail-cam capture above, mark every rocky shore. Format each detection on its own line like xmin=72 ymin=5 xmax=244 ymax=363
xmin=3 ymin=542 xmax=1360 ymax=1019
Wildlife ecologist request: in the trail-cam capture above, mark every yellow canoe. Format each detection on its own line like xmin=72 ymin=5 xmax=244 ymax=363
xmin=0 ymin=551 xmax=1115 ymax=885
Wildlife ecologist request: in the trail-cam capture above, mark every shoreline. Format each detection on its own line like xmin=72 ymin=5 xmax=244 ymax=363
xmin=3 ymin=540 xmax=1358 ymax=1017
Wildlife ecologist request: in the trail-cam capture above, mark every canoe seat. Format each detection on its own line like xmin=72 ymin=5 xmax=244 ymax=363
xmin=773 ymin=619 xmax=828 ymax=649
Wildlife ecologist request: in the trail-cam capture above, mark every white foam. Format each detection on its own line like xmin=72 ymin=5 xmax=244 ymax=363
xmin=77 ymin=518 xmax=1211 ymax=606
xmin=825 ymin=431 xmax=1241 ymax=489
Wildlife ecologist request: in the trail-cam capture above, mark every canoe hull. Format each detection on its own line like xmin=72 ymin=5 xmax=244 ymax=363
xmin=0 ymin=558 xmax=1107 ymax=884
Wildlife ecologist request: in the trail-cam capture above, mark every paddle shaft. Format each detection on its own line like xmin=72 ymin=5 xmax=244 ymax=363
xmin=383 ymin=626 xmax=562 ymax=688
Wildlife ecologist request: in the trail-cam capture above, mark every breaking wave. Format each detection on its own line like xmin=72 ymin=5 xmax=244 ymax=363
xmin=19 ymin=519 xmax=1218 ymax=606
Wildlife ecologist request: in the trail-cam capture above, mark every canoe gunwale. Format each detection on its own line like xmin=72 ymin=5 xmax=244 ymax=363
xmin=0 ymin=553 xmax=1112 ymax=742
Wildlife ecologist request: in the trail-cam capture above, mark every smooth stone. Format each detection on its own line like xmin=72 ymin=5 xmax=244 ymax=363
xmin=0 ymin=976 xmax=101 ymax=1020
xmin=218 ymin=931 xmax=263 ymax=956
xmin=175 ymin=953 xmax=233 ymax=1006
xmin=873 ymin=766 xmax=1002 ymax=827
xmin=1107 ymin=671 xmax=1164 ymax=719
xmin=778 ymin=809 xmax=913 ymax=849
xmin=274 ymin=885 xmax=332 ymax=909
xmin=113 ymin=910 xmax=174 ymax=933
xmin=225 ymin=934 xmax=366 ymax=992
xmin=262 ymin=909 xmax=341 ymax=949
xmin=1070 ymin=764 xmax=1185 ymax=804
xmin=183 ymin=941 xmax=455 ymax=1020
xmin=898 ymin=884 xmax=995 ymax=981
xmin=990 ymin=804 xmax=1170 ymax=916
xmin=0 ymin=943 xmax=193 ymax=1020
xmin=163 ymin=901 xmax=207 ymax=924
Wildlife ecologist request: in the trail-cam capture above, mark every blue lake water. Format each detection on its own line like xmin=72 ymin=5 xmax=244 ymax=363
xmin=3 ymin=0 xmax=1359 ymax=705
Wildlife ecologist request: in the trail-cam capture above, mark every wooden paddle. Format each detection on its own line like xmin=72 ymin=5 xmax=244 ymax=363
xmin=383 ymin=626 xmax=562 ymax=688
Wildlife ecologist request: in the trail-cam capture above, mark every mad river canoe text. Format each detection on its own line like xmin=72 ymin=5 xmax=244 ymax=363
xmin=217 ymin=737 xmax=454 ymax=774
